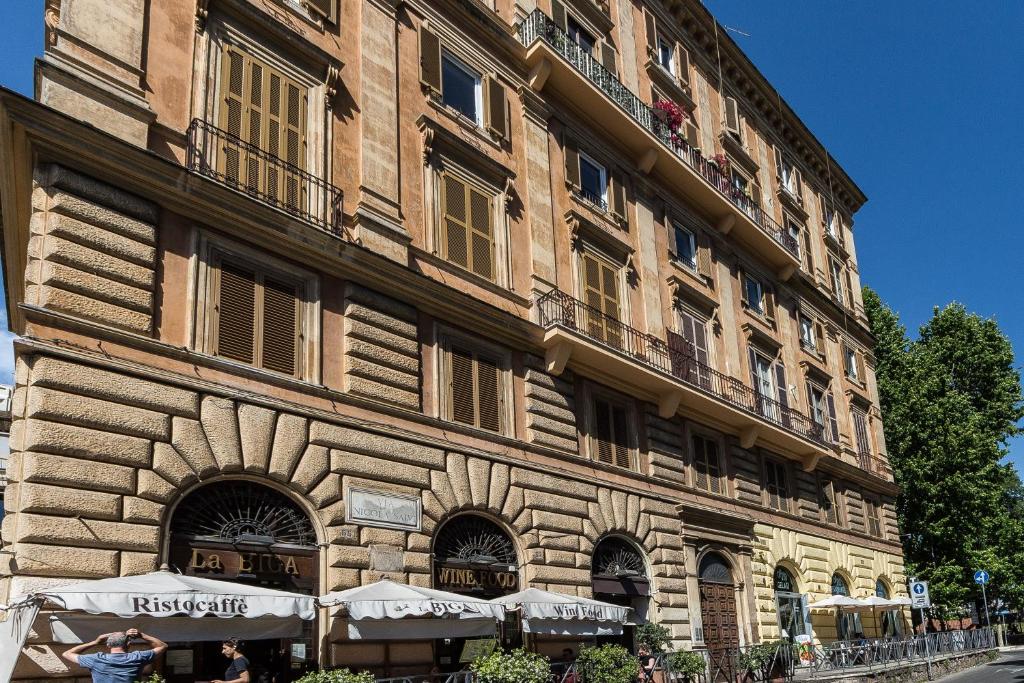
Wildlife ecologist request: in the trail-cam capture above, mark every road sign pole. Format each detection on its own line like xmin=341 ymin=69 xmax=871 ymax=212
xmin=981 ymin=581 xmax=990 ymax=628
xmin=920 ymin=607 xmax=932 ymax=681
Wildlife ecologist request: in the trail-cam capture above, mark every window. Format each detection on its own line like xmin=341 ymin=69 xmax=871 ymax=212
xmin=587 ymin=391 xmax=634 ymax=470
xmin=831 ymin=573 xmax=862 ymax=640
xmin=743 ymin=274 xmax=765 ymax=315
xmin=824 ymin=205 xmax=838 ymax=239
xmin=567 ymin=16 xmax=596 ymax=55
xmin=876 ymin=580 xmax=901 ymax=637
xmin=865 ymin=496 xmax=883 ymax=538
xmin=441 ymin=52 xmax=483 ymax=125
xmin=581 ymin=249 xmax=623 ymax=347
xmin=764 ymin=459 xmax=789 ymax=512
xmin=692 ymin=433 xmax=722 ymax=494
xmin=731 ymin=169 xmax=750 ymax=198
xmin=799 ymin=314 xmax=816 ymax=352
xmin=807 ymin=380 xmax=840 ymax=443
xmin=843 ymin=345 xmax=859 ymax=380
xmin=218 ymin=46 xmax=307 ymax=203
xmin=786 ymin=217 xmax=802 ymax=259
xmin=751 ymin=351 xmax=775 ymax=400
xmin=774 ymin=567 xmax=808 ymax=641
xmin=578 ymin=153 xmax=608 ymax=208
xmin=442 ymin=339 xmax=507 ymax=433
xmin=673 ymin=223 xmax=697 ymax=269
xmin=657 ymin=37 xmax=674 ymax=74
xmin=851 ymin=407 xmax=871 ymax=456
xmin=440 ymin=172 xmax=496 ymax=280
xmin=819 ymin=477 xmax=839 ymax=525
xmin=211 ymin=257 xmax=303 ymax=376
xmin=779 ymin=156 xmax=797 ymax=196
xmin=829 ymin=258 xmax=845 ymax=304
xmin=723 ymin=95 xmax=742 ymax=143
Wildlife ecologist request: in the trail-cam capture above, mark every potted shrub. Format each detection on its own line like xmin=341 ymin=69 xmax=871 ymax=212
xmin=736 ymin=642 xmax=785 ymax=683
xmin=576 ymin=644 xmax=639 ymax=683
xmin=665 ymin=650 xmax=706 ymax=683
xmin=636 ymin=622 xmax=672 ymax=655
xmin=470 ymin=648 xmax=551 ymax=683
xmin=294 ymin=669 xmax=375 ymax=683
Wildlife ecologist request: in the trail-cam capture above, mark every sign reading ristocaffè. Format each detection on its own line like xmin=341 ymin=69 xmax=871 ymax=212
xmin=346 ymin=487 xmax=422 ymax=531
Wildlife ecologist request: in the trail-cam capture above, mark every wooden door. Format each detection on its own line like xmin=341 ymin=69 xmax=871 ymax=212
xmin=700 ymin=580 xmax=740 ymax=682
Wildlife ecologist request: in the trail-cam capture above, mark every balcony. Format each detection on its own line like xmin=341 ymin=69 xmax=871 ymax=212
xmin=858 ymin=451 xmax=892 ymax=481
xmin=536 ymin=290 xmax=830 ymax=470
xmin=186 ymin=118 xmax=343 ymax=236
xmin=517 ymin=11 xmax=800 ymax=280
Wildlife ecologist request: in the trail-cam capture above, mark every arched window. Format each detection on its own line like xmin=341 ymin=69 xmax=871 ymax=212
xmin=774 ymin=566 xmax=796 ymax=593
xmin=831 ymin=572 xmax=850 ymax=596
xmin=433 ymin=515 xmax=518 ymax=597
xmin=830 ymin=572 xmax=860 ymax=640
xmin=593 ymin=537 xmax=647 ymax=579
xmin=876 ymin=578 xmax=900 ymax=638
xmin=774 ymin=566 xmax=806 ymax=640
xmin=699 ymin=552 xmax=734 ymax=584
xmin=592 ymin=537 xmax=650 ymax=634
xmin=875 ymin=579 xmax=889 ymax=598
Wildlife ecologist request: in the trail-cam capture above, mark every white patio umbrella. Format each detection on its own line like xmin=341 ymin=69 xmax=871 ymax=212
xmin=808 ymin=595 xmax=866 ymax=611
xmin=491 ymin=587 xmax=630 ymax=636
xmin=318 ymin=579 xmax=506 ymax=640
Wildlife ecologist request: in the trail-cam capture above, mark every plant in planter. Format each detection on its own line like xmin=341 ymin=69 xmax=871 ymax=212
xmin=576 ymin=644 xmax=639 ymax=683
xmin=470 ymin=648 xmax=551 ymax=683
xmin=636 ymin=622 xmax=673 ymax=655
xmin=736 ymin=641 xmax=785 ymax=683
xmin=711 ymin=153 xmax=730 ymax=175
xmin=294 ymin=669 xmax=375 ymax=683
xmin=665 ymin=650 xmax=706 ymax=683
xmin=653 ymin=99 xmax=688 ymax=145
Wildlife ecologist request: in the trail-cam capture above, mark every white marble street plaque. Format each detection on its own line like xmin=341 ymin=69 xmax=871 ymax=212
xmin=346 ymin=487 xmax=422 ymax=531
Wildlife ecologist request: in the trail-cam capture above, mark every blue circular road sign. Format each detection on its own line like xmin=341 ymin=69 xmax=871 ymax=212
xmin=913 ymin=583 xmax=926 ymax=594
xmin=975 ymin=570 xmax=990 ymax=585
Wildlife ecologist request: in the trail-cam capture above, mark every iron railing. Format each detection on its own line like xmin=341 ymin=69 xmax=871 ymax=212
xmin=186 ymin=118 xmax=343 ymax=235
xmin=858 ymin=452 xmax=891 ymax=479
xmin=536 ymin=290 xmax=829 ymax=448
xmin=517 ymin=10 xmax=798 ymax=258
xmin=575 ymin=187 xmax=608 ymax=210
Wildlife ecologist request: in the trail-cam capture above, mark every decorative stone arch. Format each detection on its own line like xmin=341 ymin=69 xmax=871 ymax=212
xmin=695 ymin=544 xmax=742 ymax=585
xmin=830 ymin=568 xmax=855 ymax=596
xmin=430 ymin=510 xmax=523 ymax=596
xmin=875 ymin=576 xmax=894 ymax=598
xmin=772 ymin=558 xmax=805 ymax=594
xmin=592 ymin=533 xmax=652 ymax=578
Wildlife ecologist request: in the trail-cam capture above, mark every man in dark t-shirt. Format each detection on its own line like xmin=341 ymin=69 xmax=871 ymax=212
xmin=62 ymin=629 xmax=167 ymax=683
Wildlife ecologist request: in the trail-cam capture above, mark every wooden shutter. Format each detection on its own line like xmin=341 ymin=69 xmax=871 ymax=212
xmin=814 ymin=321 xmax=826 ymax=356
xmin=564 ymin=137 xmax=581 ymax=189
xmin=442 ymin=174 xmax=469 ymax=268
xmin=675 ymin=43 xmax=690 ymax=85
xmin=696 ymin=233 xmax=713 ymax=280
xmin=601 ymin=41 xmax=618 ymax=76
xmin=855 ymin=351 xmax=866 ymax=383
xmin=609 ymin=170 xmax=626 ymax=221
xmin=305 ymin=0 xmax=338 ymax=23
xmin=738 ymin=268 xmax=750 ymax=308
xmin=844 ymin=270 xmax=855 ymax=309
xmin=820 ymin=479 xmax=837 ymax=525
xmin=216 ymin=260 xmax=256 ymax=364
xmin=693 ymin=435 xmax=721 ymax=494
xmin=419 ymin=25 xmax=442 ymax=95
xmin=690 ymin=316 xmax=709 ymax=367
xmin=774 ymin=146 xmax=784 ymax=181
xmin=748 ymin=347 xmax=759 ymax=394
xmin=774 ymin=363 xmax=788 ymax=410
xmin=468 ymin=186 xmax=495 ymax=280
xmin=723 ymin=96 xmax=740 ymax=136
xmin=826 ymin=392 xmax=840 ymax=443
xmin=802 ymin=230 xmax=813 ymax=273
xmin=476 ymin=354 xmax=501 ymax=432
xmin=582 ymin=251 xmax=621 ymax=341
xmin=643 ymin=8 xmax=657 ymax=55
xmin=819 ymin=193 xmax=829 ymax=228
xmin=852 ymin=408 xmax=870 ymax=455
xmin=450 ymin=345 xmax=476 ymax=425
xmin=593 ymin=397 xmax=630 ymax=469
xmin=684 ymin=120 xmax=699 ymax=149
xmin=611 ymin=404 xmax=630 ymax=468
xmin=551 ymin=0 xmax=567 ymax=31
xmin=484 ymin=75 xmax=508 ymax=140
xmin=261 ymin=276 xmax=298 ymax=376
xmin=219 ymin=47 xmax=246 ymax=183
xmin=667 ymin=220 xmax=678 ymax=258
xmin=764 ymin=286 xmax=776 ymax=321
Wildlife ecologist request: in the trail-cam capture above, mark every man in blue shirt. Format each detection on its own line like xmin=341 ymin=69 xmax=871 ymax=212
xmin=62 ymin=628 xmax=167 ymax=683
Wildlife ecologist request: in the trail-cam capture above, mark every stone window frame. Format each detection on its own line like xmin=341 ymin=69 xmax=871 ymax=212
xmin=435 ymin=325 xmax=514 ymax=437
xmin=685 ymin=421 xmax=728 ymax=497
xmin=191 ymin=231 xmax=321 ymax=383
xmin=577 ymin=380 xmax=639 ymax=472
xmin=191 ymin=14 xmax=331 ymax=192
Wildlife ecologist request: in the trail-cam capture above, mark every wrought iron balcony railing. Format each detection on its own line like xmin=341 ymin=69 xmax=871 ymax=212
xmin=517 ymin=10 xmax=799 ymax=259
xmin=859 ymin=452 xmax=892 ymax=479
xmin=536 ymin=290 xmax=829 ymax=448
xmin=186 ymin=118 xmax=343 ymax=236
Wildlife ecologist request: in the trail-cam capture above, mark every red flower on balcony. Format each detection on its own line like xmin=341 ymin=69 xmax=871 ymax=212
xmin=653 ymin=99 xmax=689 ymax=145
xmin=711 ymin=153 xmax=730 ymax=174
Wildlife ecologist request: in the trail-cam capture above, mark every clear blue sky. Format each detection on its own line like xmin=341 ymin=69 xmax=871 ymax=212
xmin=1 ymin=1 xmax=1021 ymax=465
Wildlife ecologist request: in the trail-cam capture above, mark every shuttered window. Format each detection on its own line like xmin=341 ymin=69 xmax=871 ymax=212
xmin=219 ymin=46 xmax=307 ymax=208
xmin=214 ymin=256 xmax=301 ymax=377
xmin=819 ymin=477 xmax=838 ymax=525
xmin=764 ymin=459 xmax=789 ymax=512
xmin=441 ymin=173 xmax=495 ymax=281
xmin=447 ymin=343 xmax=504 ymax=433
xmin=852 ymin=408 xmax=871 ymax=456
xmin=692 ymin=434 xmax=722 ymax=494
xmin=591 ymin=394 xmax=632 ymax=470
xmin=865 ymin=497 xmax=882 ymax=538
xmin=581 ymin=250 xmax=622 ymax=348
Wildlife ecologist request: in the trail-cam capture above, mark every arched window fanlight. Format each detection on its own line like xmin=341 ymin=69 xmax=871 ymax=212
xmin=699 ymin=552 xmax=733 ymax=584
xmin=875 ymin=579 xmax=889 ymax=599
xmin=593 ymin=537 xmax=647 ymax=579
xmin=434 ymin=515 xmax=517 ymax=568
xmin=774 ymin=566 xmax=796 ymax=593
xmin=831 ymin=572 xmax=850 ymax=596
xmin=171 ymin=480 xmax=317 ymax=547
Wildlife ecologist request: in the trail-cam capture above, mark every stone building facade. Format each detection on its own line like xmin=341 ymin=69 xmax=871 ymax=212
xmin=0 ymin=0 xmax=905 ymax=677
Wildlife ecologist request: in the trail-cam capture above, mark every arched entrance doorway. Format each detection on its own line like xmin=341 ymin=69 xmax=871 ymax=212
xmin=831 ymin=572 xmax=861 ymax=641
xmin=774 ymin=566 xmax=808 ymax=642
xmin=432 ymin=514 xmax=520 ymax=671
xmin=167 ymin=480 xmax=319 ymax=683
xmin=698 ymin=552 xmax=739 ymax=682
xmin=591 ymin=537 xmax=650 ymax=651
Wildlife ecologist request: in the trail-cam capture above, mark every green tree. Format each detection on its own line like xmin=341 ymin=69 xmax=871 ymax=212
xmin=864 ymin=289 xmax=1024 ymax=617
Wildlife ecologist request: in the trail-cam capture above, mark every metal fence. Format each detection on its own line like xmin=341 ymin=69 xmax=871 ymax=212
xmin=536 ymin=289 xmax=829 ymax=448
xmin=185 ymin=118 xmax=343 ymax=235
xmin=516 ymin=10 xmax=798 ymax=259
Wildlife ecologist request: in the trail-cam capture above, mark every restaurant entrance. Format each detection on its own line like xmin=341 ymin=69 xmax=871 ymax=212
xmin=164 ymin=481 xmax=320 ymax=683
xmin=591 ymin=537 xmax=650 ymax=653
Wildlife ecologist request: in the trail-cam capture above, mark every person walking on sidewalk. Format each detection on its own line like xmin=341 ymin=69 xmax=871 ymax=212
xmin=62 ymin=628 xmax=167 ymax=683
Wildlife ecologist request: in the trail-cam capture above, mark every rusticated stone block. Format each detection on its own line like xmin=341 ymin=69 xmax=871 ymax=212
xmin=331 ymin=450 xmax=431 ymax=488
xmin=34 ymin=286 xmax=152 ymax=333
xmin=31 ymin=356 xmax=198 ymax=417
xmin=308 ymin=473 xmax=342 ymax=509
xmin=291 ymin=445 xmax=329 ymax=492
xmin=152 ymin=441 xmax=198 ymax=487
xmin=510 ymin=468 xmax=596 ymax=500
xmin=21 ymin=452 xmax=136 ymax=494
xmin=27 ymin=386 xmax=170 ymax=440
xmin=17 ymin=513 xmax=160 ymax=551
xmin=23 ymin=418 xmax=151 ymax=467
xmin=311 ymin=423 xmax=443 ymax=469
xmin=48 ymin=190 xmax=156 ymax=243
xmin=268 ymin=412 xmax=307 ymax=482
xmin=524 ymin=489 xmax=589 ymax=517
xmin=171 ymin=417 xmax=217 ymax=476
xmin=17 ymin=543 xmax=119 ymax=578
xmin=39 ymin=261 xmax=151 ymax=311
xmin=330 ymin=544 xmax=370 ymax=569
xmin=532 ymin=510 xmax=583 ymax=534
xmin=40 ymin=234 xmax=154 ymax=289
xmin=525 ymin=564 xmax=590 ymax=585
xmin=19 ymin=482 xmax=121 ymax=520
xmin=46 ymin=213 xmax=155 ymax=266
xmin=136 ymin=470 xmax=177 ymax=503
xmin=43 ymin=165 xmax=159 ymax=224
xmin=120 ymin=551 xmax=159 ymax=576
xmin=201 ymin=396 xmax=242 ymax=472
xmin=122 ymin=496 xmax=163 ymax=525
xmin=238 ymin=403 xmax=276 ymax=474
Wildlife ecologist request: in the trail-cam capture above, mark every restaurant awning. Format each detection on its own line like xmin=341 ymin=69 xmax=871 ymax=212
xmin=491 ymin=587 xmax=630 ymax=636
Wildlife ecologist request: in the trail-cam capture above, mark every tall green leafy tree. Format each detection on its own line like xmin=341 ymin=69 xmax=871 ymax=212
xmin=864 ymin=289 xmax=1024 ymax=617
